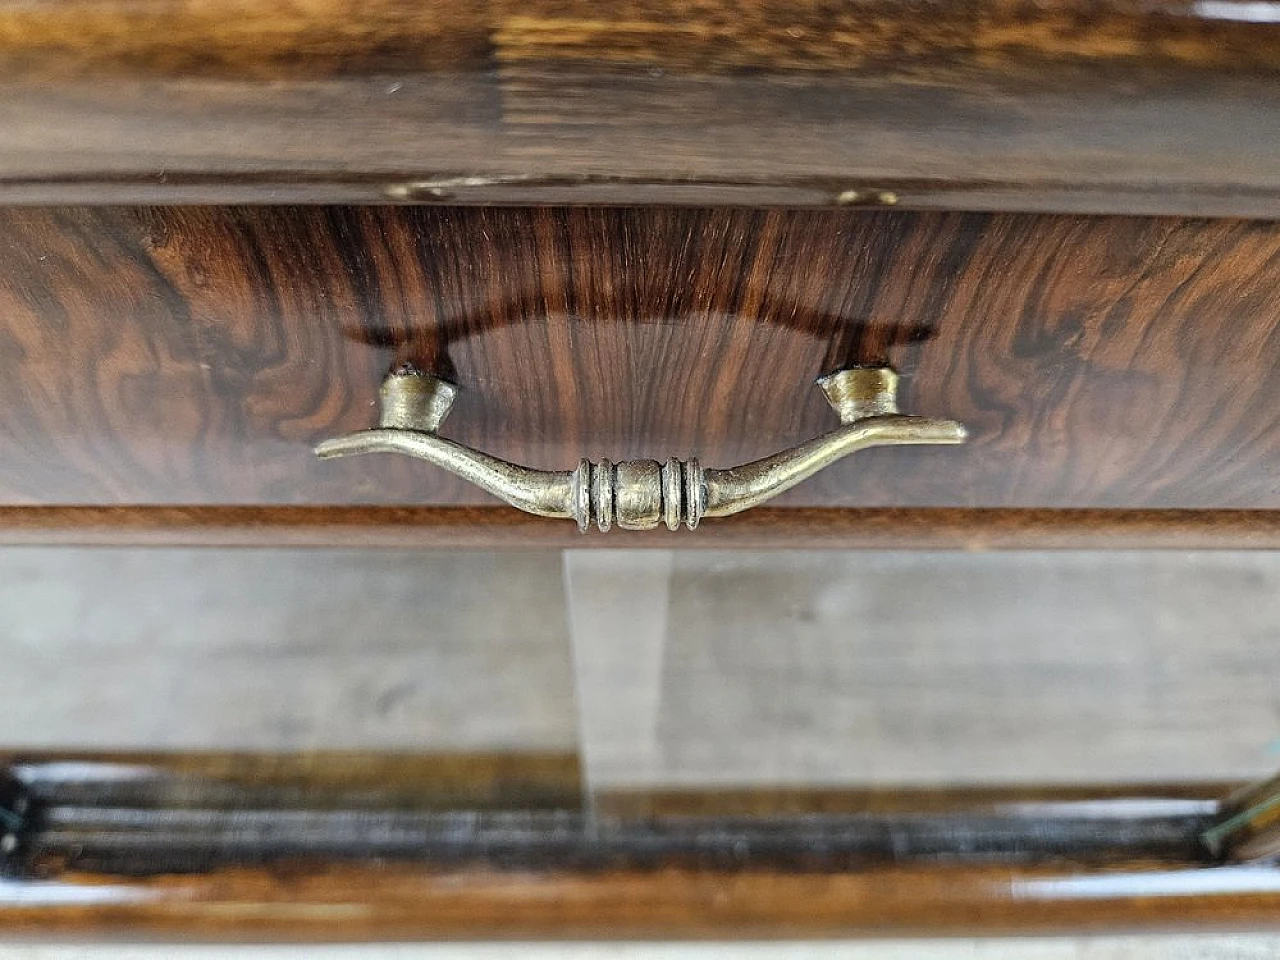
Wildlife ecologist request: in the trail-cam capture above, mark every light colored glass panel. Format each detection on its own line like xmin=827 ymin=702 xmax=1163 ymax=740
xmin=565 ymin=551 xmax=674 ymax=807
xmin=567 ymin=551 xmax=1280 ymax=793
xmin=0 ymin=548 xmax=576 ymax=752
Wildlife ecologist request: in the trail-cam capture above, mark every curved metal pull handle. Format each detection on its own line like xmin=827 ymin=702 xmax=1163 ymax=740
xmin=315 ymin=366 xmax=966 ymax=532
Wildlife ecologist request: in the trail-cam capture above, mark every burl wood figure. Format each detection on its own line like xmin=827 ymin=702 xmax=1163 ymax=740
xmin=0 ymin=0 xmax=1277 ymax=943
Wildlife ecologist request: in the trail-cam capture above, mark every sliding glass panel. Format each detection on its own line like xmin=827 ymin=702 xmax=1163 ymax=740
xmin=566 ymin=551 xmax=1280 ymax=801
xmin=0 ymin=548 xmax=577 ymax=755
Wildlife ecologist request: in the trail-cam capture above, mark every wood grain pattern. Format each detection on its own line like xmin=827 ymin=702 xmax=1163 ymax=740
xmin=2 ymin=0 xmax=1280 ymax=213
xmin=5 ymin=751 xmax=583 ymax=811
xmin=5 ymin=751 xmax=1273 ymax=939
xmin=0 ymin=507 xmax=1277 ymax=549
xmin=5 ymin=0 xmax=1280 ymax=78
xmin=597 ymin=781 xmax=1238 ymax=820
xmin=0 ymin=206 xmax=1276 ymax=516
xmin=11 ymin=861 xmax=1280 ymax=940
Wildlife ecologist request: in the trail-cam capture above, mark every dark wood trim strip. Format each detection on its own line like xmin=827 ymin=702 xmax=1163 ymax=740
xmin=5 ymin=751 xmax=1277 ymax=940
xmin=5 ymin=0 xmax=1280 ymax=80
xmin=4 ymin=176 xmax=1280 ymax=218
xmin=595 ymin=782 xmax=1239 ymax=820
xmin=0 ymin=507 xmax=1275 ymax=549
xmin=4 ymin=2 xmax=1280 ymax=213
xmin=10 ymin=861 xmax=1280 ymax=940
xmin=2 ymin=751 xmax=583 ymax=812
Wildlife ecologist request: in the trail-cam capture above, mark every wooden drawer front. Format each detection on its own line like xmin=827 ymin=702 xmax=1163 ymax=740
xmin=0 ymin=206 xmax=1276 ymax=509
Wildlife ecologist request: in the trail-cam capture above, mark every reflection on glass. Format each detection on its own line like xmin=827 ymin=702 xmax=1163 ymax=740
xmin=0 ymin=549 xmax=576 ymax=753
xmin=5 ymin=547 xmax=1277 ymax=808
xmin=567 ymin=552 xmax=1280 ymax=796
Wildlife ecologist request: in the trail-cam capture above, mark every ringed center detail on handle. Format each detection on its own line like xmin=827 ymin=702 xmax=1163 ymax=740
xmin=572 ymin=457 xmax=706 ymax=533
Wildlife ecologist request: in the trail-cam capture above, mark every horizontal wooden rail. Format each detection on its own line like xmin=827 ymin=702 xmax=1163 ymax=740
xmin=0 ymin=507 xmax=1275 ymax=549
xmin=2 ymin=751 xmax=1279 ymax=940
xmin=3 ymin=0 xmax=1280 ymax=213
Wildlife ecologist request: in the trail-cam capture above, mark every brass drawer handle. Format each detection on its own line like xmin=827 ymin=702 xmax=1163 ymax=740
xmin=315 ymin=366 xmax=966 ymax=532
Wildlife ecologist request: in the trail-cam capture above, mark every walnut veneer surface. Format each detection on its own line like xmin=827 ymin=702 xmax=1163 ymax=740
xmin=0 ymin=206 xmax=1275 ymax=513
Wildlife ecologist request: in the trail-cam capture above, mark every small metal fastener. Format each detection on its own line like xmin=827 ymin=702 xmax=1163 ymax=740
xmin=378 ymin=364 xmax=457 ymax=431
xmin=818 ymin=367 xmax=900 ymax=422
xmin=317 ymin=365 xmax=965 ymax=532
xmin=384 ymin=183 xmax=455 ymax=202
xmin=836 ymin=189 xmax=899 ymax=207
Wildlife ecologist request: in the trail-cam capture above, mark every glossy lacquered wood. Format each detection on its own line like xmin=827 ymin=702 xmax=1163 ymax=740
xmin=0 ymin=207 xmax=1276 ymax=516
xmin=3 ymin=0 xmax=1280 ymax=214
xmin=17 ymin=862 xmax=1280 ymax=940
xmin=6 ymin=751 xmax=1278 ymax=940
xmin=0 ymin=507 xmax=1278 ymax=549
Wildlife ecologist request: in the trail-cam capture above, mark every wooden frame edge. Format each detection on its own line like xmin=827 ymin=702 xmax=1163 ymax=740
xmin=0 ymin=506 xmax=1274 ymax=549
